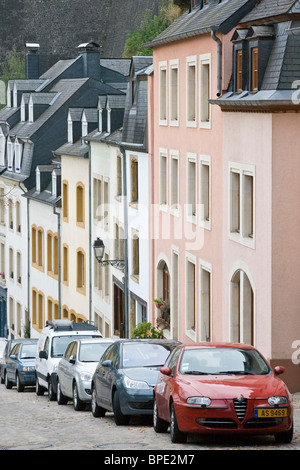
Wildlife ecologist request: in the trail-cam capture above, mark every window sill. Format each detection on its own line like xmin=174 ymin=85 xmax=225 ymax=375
xmin=129 ymin=201 xmax=138 ymax=210
xmin=76 ymin=286 xmax=86 ymax=296
xmin=186 ymin=328 xmax=196 ymax=343
xmin=130 ymin=274 xmax=139 ymax=284
xmin=199 ymin=120 xmax=211 ymax=130
xmin=186 ymin=120 xmax=197 ymax=128
xmin=229 ymin=231 xmax=255 ymax=250
xmin=32 ymin=263 xmax=45 ymax=273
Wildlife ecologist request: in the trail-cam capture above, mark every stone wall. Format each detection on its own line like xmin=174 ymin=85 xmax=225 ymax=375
xmin=0 ymin=0 xmax=163 ymax=73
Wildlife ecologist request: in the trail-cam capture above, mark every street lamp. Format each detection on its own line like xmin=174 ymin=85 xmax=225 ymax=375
xmin=93 ymin=237 xmax=125 ymax=270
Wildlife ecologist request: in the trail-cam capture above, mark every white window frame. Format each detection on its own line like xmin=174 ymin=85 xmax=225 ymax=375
xmin=199 ymin=53 xmax=211 ymax=129
xmin=14 ymin=138 xmax=23 ymax=173
xmin=186 ymin=152 xmax=197 ymax=223
xmin=169 ymin=59 xmax=179 ymax=126
xmin=185 ymin=252 xmax=197 ymax=342
xmin=170 ymin=149 xmax=179 ymax=216
xmin=199 ymin=258 xmax=212 ymax=342
xmin=186 ymin=56 xmax=197 ymax=127
xmin=159 ymin=61 xmax=168 ymax=125
xmin=7 ymin=137 xmax=14 ymax=171
xmin=199 ymin=154 xmax=211 ymax=230
xmin=0 ymin=127 xmax=5 ymax=167
xmin=159 ymin=148 xmax=168 ymax=210
xmin=228 ymin=162 xmax=255 ymax=249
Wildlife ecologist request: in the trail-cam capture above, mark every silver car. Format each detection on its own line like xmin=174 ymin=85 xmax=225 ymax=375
xmin=57 ymin=337 xmax=115 ymax=411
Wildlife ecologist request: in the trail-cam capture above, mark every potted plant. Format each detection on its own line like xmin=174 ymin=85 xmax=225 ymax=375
xmin=132 ymin=321 xmax=163 ymax=339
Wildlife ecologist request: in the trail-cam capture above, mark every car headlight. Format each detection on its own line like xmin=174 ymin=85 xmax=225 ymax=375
xmin=268 ymin=396 xmax=288 ymax=406
xmin=187 ymin=396 xmax=211 ymax=406
xmin=21 ymin=366 xmax=35 ymax=372
xmin=80 ymin=372 xmax=92 ymax=381
xmin=123 ymin=376 xmax=150 ymax=390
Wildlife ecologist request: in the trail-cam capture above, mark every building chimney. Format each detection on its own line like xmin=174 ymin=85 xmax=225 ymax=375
xmin=25 ymin=43 xmax=40 ymax=79
xmin=77 ymin=42 xmax=101 ymax=81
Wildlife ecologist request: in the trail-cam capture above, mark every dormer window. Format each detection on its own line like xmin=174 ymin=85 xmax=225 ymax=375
xmin=82 ymin=113 xmax=88 ymax=137
xmin=251 ymin=47 xmax=258 ymax=92
xmin=68 ymin=116 xmax=73 ymax=144
xmin=7 ymin=137 xmax=14 ymax=171
xmin=29 ymin=95 xmax=34 ymax=123
xmin=236 ymin=50 xmax=243 ymax=92
xmin=14 ymin=138 xmax=23 ymax=173
xmin=131 ymin=77 xmax=136 ymax=107
xmin=6 ymin=82 xmax=12 ymax=108
xmin=0 ymin=128 xmax=5 ymax=167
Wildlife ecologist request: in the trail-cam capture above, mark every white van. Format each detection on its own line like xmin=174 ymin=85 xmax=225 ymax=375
xmin=36 ymin=319 xmax=102 ymax=400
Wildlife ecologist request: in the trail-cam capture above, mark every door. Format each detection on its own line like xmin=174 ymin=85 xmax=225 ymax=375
xmin=65 ymin=342 xmax=77 ymax=397
xmin=7 ymin=343 xmax=20 ymax=381
xmin=59 ymin=342 xmax=75 ymax=397
xmin=157 ymin=347 xmax=181 ymax=422
xmin=37 ymin=336 xmax=50 ymax=388
xmin=96 ymin=343 xmax=119 ymax=409
xmin=114 ymin=284 xmax=125 ymax=338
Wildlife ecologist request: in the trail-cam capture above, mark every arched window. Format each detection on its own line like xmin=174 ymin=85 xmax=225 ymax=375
xmin=230 ymin=269 xmax=254 ymax=345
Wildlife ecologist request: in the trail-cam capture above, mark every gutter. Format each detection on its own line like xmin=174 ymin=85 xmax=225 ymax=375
xmin=211 ymin=29 xmax=222 ymax=97
xmin=53 ymin=203 xmax=61 ymax=319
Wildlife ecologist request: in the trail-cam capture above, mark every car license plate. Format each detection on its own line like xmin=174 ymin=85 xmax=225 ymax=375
xmin=254 ymin=408 xmax=288 ymax=418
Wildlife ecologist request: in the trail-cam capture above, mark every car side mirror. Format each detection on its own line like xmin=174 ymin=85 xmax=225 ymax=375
xmin=102 ymin=359 xmax=113 ymax=369
xmin=69 ymin=356 xmax=76 ymax=364
xmin=39 ymin=350 xmax=47 ymax=360
xmin=160 ymin=366 xmax=172 ymax=376
xmin=274 ymin=365 xmax=285 ymax=375
xmin=10 ymin=354 xmax=17 ymax=360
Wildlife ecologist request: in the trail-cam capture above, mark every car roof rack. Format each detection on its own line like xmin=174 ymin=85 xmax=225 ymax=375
xmin=45 ymin=319 xmax=98 ymax=332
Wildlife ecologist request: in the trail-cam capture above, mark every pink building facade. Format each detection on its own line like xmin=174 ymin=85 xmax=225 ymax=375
xmin=148 ymin=0 xmax=300 ymax=392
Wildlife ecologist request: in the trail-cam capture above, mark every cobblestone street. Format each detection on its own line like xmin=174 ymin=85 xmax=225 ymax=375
xmin=0 ymin=383 xmax=299 ymax=452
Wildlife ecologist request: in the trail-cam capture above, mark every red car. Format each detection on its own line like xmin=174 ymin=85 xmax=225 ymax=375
xmin=153 ymin=343 xmax=293 ymax=444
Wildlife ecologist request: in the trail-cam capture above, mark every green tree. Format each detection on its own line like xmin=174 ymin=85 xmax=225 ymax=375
xmin=123 ymin=0 xmax=182 ymax=57
xmin=0 ymin=47 xmax=25 ymax=108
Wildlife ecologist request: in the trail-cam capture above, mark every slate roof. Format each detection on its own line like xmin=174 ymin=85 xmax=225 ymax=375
xmin=121 ymin=57 xmax=153 ymax=151
xmin=212 ymin=2 xmax=300 ymax=109
xmin=145 ymin=0 xmax=259 ymax=48
xmin=239 ymin=0 xmax=299 ymax=25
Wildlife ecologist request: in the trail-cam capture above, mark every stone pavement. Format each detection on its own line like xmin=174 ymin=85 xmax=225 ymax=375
xmin=0 ymin=383 xmax=299 ymax=451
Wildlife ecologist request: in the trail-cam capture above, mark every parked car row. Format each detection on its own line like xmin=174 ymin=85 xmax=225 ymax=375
xmin=0 ymin=324 xmax=295 ymax=445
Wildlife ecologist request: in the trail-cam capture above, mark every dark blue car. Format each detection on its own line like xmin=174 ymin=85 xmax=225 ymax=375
xmin=5 ymin=339 xmax=38 ymax=392
xmin=91 ymin=339 xmax=180 ymax=425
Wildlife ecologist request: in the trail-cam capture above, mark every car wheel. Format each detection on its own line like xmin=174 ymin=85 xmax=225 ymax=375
xmin=57 ymin=380 xmax=68 ymax=405
xmin=16 ymin=374 xmax=24 ymax=392
xmin=73 ymin=382 xmax=85 ymax=411
xmin=153 ymin=397 xmax=168 ymax=433
xmin=274 ymin=423 xmax=294 ymax=444
xmin=113 ymin=390 xmax=130 ymax=426
xmin=5 ymin=372 xmax=12 ymax=390
xmin=48 ymin=380 xmax=56 ymax=401
xmin=36 ymin=376 xmax=45 ymax=396
xmin=170 ymin=403 xmax=187 ymax=443
xmin=91 ymin=386 xmax=106 ymax=418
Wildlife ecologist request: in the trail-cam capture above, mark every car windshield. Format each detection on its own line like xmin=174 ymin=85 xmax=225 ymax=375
xmin=79 ymin=342 xmax=113 ymax=362
xmin=122 ymin=343 xmax=171 ymax=368
xmin=20 ymin=344 xmax=37 ymax=359
xmin=179 ymin=347 xmax=270 ymax=376
xmin=51 ymin=335 xmax=95 ymax=358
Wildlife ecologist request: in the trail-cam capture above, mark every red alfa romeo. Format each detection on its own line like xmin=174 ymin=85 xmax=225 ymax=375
xmin=153 ymin=343 xmax=293 ymax=444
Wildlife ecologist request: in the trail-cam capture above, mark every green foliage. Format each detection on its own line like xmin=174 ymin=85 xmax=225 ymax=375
xmin=123 ymin=0 xmax=182 ymax=57
xmin=0 ymin=47 xmax=25 ymax=84
xmin=132 ymin=321 xmax=163 ymax=339
xmin=0 ymin=47 xmax=25 ymax=108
